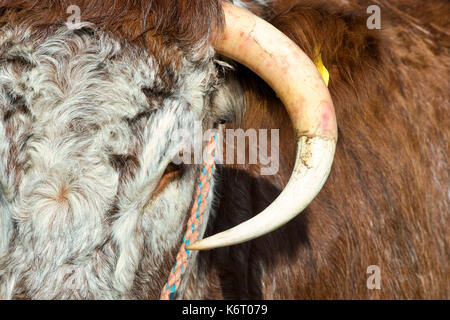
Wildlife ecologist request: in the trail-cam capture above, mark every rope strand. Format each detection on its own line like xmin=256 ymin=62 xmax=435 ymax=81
xmin=160 ymin=133 xmax=217 ymax=300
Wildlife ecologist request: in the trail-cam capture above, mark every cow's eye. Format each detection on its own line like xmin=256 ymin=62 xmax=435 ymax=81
xmin=163 ymin=161 xmax=184 ymax=176
xmin=152 ymin=161 xmax=185 ymax=198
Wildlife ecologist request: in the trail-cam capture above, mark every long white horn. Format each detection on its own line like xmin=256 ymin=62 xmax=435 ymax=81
xmin=186 ymin=2 xmax=338 ymax=250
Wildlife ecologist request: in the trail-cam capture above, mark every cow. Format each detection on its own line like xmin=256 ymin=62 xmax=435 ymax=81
xmin=0 ymin=0 xmax=448 ymax=300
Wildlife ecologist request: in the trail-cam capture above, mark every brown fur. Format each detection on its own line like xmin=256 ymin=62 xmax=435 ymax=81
xmin=0 ymin=0 xmax=223 ymax=47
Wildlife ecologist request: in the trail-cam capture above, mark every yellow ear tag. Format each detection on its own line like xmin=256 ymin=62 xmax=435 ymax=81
xmin=314 ymin=48 xmax=330 ymax=87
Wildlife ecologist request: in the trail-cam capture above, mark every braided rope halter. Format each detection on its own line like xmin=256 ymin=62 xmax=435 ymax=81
xmin=160 ymin=132 xmax=217 ymax=300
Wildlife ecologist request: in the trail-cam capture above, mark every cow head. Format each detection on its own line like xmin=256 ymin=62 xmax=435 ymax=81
xmin=0 ymin=1 xmax=336 ymax=299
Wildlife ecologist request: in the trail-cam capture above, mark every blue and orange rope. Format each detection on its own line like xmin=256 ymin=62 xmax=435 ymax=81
xmin=160 ymin=133 xmax=217 ymax=300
